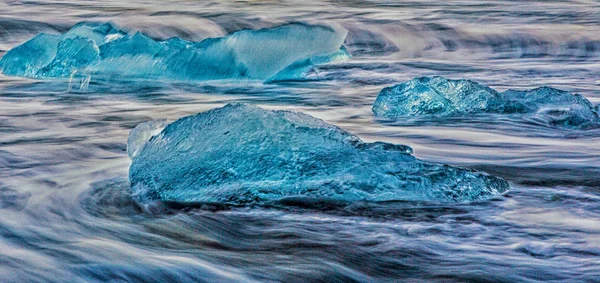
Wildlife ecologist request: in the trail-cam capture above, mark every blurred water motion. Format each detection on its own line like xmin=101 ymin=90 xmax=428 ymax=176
xmin=1 ymin=0 xmax=600 ymax=281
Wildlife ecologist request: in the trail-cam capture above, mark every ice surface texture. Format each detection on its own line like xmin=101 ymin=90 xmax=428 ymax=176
xmin=501 ymin=87 xmax=600 ymax=128
xmin=0 ymin=22 xmax=349 ymax=82
xmin=373 ymin=76 xmax=600 ymax=128
xmin=128 ymin=104 xmax=508 ymax=206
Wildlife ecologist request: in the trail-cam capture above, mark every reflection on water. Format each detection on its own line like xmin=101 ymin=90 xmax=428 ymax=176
xmin=1 ymin=0 xmax=600 ymax=281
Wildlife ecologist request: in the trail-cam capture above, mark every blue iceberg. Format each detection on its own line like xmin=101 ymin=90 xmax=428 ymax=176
xmin=128 ymin=104 xmax=508 ymax=206
xmin=372 ymin=76 xmax=599 ymax=128
xmin=0 ymin=22 xmax=349 ymax=82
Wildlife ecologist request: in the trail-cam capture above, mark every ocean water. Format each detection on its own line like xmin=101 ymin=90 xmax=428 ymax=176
xmin=1 ymin=0 xmax=600 ymax=282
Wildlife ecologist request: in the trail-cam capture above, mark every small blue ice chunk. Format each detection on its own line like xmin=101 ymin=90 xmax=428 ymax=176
xmin=372 ymin=76 xmax=520 ymax=117
xmin=502 ymin=86 xmax=600 ymax=128
xmin=373 ymin=76 xmax=599 ymax=128
xmin=128 ymin=104 xmax=508 ymax=205
xmin=0 ymin=22 xmax=349 ymax=82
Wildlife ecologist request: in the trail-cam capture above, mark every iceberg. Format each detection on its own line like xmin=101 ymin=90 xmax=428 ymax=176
xmin=373 ymin=76 xmax=599 ymax=128
xmin=0 ymin=22 xmax=349 ymax=82
xmin=128 ymin=104 xmax=508 ymax=206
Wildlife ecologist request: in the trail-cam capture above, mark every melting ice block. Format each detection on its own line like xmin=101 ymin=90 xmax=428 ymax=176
xmin=372 ymin=76 xmax=522 ymax=117
xmin=128 ymin=104 xmax=508 ymax=205
xmin=501 ymin=87 xmax=600 ymax=128
xmin=373 ymin=76 xmax=599 ymax=128
xmin=0 ymin=22 xmax=349 ymax=82
xmin=0 ymin=33 xmax=61 ymax=77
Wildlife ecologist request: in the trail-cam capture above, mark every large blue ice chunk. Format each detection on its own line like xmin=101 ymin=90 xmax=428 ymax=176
xmin=128 ymin=104 xmax=508 ymax=206
xmin=0 ymin=22 xmax=349 ymax=82
xmin=373 ymin=76 xmax=599 ymax=128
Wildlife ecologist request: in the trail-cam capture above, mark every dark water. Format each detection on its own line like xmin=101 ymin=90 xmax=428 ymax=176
xmin=1 ymin=0 xmax=600 ymax=282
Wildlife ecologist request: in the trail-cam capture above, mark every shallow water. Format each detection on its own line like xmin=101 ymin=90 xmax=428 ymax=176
xmin=1 ymin=0 xmax=600 ymax=282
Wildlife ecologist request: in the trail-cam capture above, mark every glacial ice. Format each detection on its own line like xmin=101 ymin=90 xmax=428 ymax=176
xmin=126 ymin=119 xmax=170 ymax=159
xmin=372 ymin=76 xmax=599 ymax=128
xmin=128 ymin=104 xmax=508 ymax=206
xmin=0 ymin=22 xmax=349 ymax=82
xmin=501 ymin=87 xmax=600 ymax=128
xmin=0 ymin=33 xmax=61 ymax=77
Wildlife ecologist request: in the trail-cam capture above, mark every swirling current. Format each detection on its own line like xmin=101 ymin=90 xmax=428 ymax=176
xmin=1 ymin=1 xmax=600 ymax=282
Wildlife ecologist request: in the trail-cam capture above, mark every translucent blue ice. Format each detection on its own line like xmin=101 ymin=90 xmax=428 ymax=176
xmin=127 ymin=119 xmax=170 ymax=159
xmin=0 ymin=33 xmax=61 ymax=77
xmin=373 ymin=76 xmax=599 ymax=128
xmin=0 ymin=22 xmax=349 ymax=82
xmin=128 ymin=104 xmax=508 ymax=206
xmin=501 ymin=87 xmax=600 ymax=128
xmin=372 ymin=76 xmax=523 ymax=117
